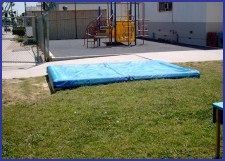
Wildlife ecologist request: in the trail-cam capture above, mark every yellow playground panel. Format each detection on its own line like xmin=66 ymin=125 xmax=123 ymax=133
xmin=112 ymin=21 xmax=135 ymax=43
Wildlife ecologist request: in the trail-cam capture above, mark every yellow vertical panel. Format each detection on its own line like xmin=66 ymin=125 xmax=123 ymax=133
xmin=116 ymin=21 xmax=134 ymax=42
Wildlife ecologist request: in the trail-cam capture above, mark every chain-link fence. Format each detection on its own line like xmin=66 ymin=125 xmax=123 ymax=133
xmin=2 ymin=16 xmax=43 ymax=65
xmin=2 ymin=13 xmax=51 ymax=66
xmin=36 ymin=14 xmax=50 ymax=61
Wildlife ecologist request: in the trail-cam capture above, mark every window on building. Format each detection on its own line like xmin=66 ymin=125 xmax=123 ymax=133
xmin=159 ymin=2 xmax=172 ymax=12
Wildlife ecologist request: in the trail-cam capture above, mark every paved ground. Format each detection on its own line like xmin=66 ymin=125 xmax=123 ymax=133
xmin=2 ymin=48 xmax=223 ymax=79
xmin=2 ymin=31 xmax=40 ymax=71
xmin=2 ymin=31 xmax=223 ymax=79
xmin=49 ymin=39 xmax=216 ymax=60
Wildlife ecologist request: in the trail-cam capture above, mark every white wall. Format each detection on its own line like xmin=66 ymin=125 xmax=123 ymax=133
xmin=145 ymin=2 xmax=172 ymax=22
xmin=144 ymin=2 xmax=208 ymax=23
xmin=58 ymin=4 xmax=108 ymax=11
xmin=173 ymin=2 xmax=207 ymax=22
xmin=206 ymin=2 xmax=223 ymax=22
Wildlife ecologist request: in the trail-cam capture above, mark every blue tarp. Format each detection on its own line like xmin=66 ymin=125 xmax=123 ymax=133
xmin=212 ymin=102 xmax=223 ymax=110
xmin=47 ymin=60 xmax=200 ymax=89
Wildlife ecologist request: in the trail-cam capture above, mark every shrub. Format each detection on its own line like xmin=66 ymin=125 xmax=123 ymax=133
xmin=12 ymin=27 xmax=25 ymax=36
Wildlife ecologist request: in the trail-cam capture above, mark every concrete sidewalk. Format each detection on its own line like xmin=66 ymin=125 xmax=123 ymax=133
xmin=2 ymin=31 xmax=39 ymax=72
xmin=2 ymin=48 xmax=223 ymax=79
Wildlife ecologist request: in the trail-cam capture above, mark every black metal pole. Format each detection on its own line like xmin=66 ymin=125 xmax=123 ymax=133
xmin=142 ymin=3 xmax=145 ymax=45
xmin=134 ymin=2 xmax=137 ymax=45
xmin=107 ymin=2 xmax=109 ymax=21
xmin=130 ymin=2 xmax=132 ymax=20
xmin=35 ymin=16 xmax=39 ymax=57
xmin=24 ymin=2 xmax=27 ymax=26
xmin=41 ymin=2 xmax=42 ymax=14
xmin=43 ymin=2 xmax=46 ymax=12
xmin=127 ymin=2 xmax=129 ymax=46
xmin=138 ymin=3 xmax=140 ymax=32
xmin=75 ymin=3 xmax=77 ymax=39
xmin=98 ymin=6 xmax=101 ymax=47
xmin=110 ymin=2 xmax=113 ymax=18
xmin=114 ymin=2 xmax=116 ymax=44
xmin=110 ymin=2 xmax=113 ymax=44
xmin=107 ymin=2 xmax=110 ymax=44
xmin=24 ymin=2 xmax=27 ymax=16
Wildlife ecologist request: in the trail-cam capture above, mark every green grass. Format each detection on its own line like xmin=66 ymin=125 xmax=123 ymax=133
xmin=2 ymin=61 xmax=223 ymax=159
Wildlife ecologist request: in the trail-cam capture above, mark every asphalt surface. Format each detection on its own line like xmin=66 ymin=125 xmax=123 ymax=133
xmin=2 ymin=49 xmax=223 ymax=79
xmin=2 ymin=32 xmax=223 ymax=79
xmin=49 ymin=39 xmax=207 ymax=59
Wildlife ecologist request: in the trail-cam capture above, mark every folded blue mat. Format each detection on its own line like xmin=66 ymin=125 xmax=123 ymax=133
xmin=47 ymin=60 xmax=200 ymax=89
xmin=212 ymin=102 xmax=223 ymax=110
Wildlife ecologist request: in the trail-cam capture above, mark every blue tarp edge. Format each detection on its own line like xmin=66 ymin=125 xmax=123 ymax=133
xmin=47 ymin=60 xmax=200 ymax=88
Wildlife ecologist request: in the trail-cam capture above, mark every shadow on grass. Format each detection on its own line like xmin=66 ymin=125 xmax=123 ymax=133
xmin=45 ymin=75 xmax=80 ymax=94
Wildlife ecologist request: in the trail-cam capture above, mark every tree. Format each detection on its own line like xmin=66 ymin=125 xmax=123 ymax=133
xmin=16 ymin=17 xmax=23 ymax=26
xmin=42 ymin=2 xmax=56 ymax=11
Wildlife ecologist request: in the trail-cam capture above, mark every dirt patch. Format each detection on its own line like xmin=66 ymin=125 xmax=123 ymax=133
xmin=9 ymin=79 xmax=23 ymax=84
xmin=32 ymin=83 xmax=49 ymax=90
xmin=2 ymin=77 xmax=51 ymax=107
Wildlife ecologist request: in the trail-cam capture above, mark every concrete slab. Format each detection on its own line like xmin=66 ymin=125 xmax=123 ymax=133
xmin=136 ymin=49 xmax=223 ymax=63
xmin=2 ymin=31 xmax=40 ymax=72
xmin=2 ymin=48 xmax=223 ymax=79
xmin=2 ymin=32 xmax=223 ymax=79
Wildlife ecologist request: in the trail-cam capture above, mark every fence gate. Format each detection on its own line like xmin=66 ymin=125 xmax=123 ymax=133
xmin=2 ymin=16 xmax=41 ymax=65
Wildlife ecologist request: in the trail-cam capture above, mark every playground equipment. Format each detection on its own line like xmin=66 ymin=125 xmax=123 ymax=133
xmin=84 ymin=2 xmax=149 ymax=48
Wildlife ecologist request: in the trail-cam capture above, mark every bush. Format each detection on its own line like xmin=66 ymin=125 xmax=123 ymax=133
xmin=4 ymin=27 xmax=11 ymax=32
xmin=12 ymin=27 xmax=25 ymax=36
xmin=16 ymin=37 xmax=24 ymax=43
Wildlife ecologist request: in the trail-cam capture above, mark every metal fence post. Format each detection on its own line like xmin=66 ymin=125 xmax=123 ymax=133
xmin=45 ymin=14 xmax=49 ymax=59
xmin=41 ymin=14 xmax=46 ymax=60
xmin=35 ymin=16 xmax=40 ymax=60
